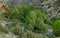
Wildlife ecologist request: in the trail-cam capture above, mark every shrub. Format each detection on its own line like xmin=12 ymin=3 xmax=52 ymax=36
xmin=17 ymin=5 xmax=35 ymax=22
xmin=3 ymin=5 xmax=34 ymax=21
xmin=24 ymin=10 xmax=49 ymax=33
xmin=2 ymin=4 xmax=35 ymax=34
xmin=3 ymin=7 xmax=20 ymax=21
xmin=53 ymin=20 xmax=60 ymax=36
xmin=2 ymin=5 xmax=53 ymax=38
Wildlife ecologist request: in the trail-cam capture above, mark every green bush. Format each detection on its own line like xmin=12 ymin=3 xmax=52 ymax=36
xmin=3 ymin=7 xmax=20 ymax=21
xmin=2 ymin=4 xmax=35 ymax=34
xmin=17 ymin=5 xmax=35 ymax=22
xmin=3 ymin=5 xmax=34 ymax=21
xmin=24 ymin=10 xmax=49 ymax=33
xmin=53 ymin=20 xmax=60 ymax=36
xmin=2 ymin=5 xmax=53 ymax=38
xmin=6 ymin=5 xmax=51 ymax=33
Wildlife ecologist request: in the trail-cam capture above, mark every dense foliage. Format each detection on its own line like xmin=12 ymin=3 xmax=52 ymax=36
xmin=53 ymin=20 xmax=60 ymax=36
xmin=0 ymin=5 xmax=56 ymax=38
xmin=0 ymin=0 xmax=60 ymax=38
